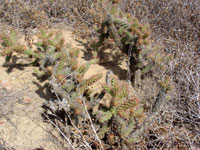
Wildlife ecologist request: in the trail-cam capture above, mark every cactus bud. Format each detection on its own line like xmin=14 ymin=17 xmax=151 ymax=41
xmin=71 ymin=62 xmax=78 ymax=70
xmin=76 ymin=98 xmax=83 ymax=104
xmin=142 ymin=39 xmax=150 ymax=45
xmin=46 ymin=66 xmax=53 ymax=75
xmin=56 ymin=44 xmax=62 ymax=51
xmin=137 ymin=31 xmax=143 ymax=38
xmin=42 ymin=38 xmax=48 ymax=47
xmin=107 ymin=133 xmax=115 ymax=145
xmin=118 ymin=110 xmax=130 ymax=120
xmin=56 ymin=75 xmax=65 ymax=85
xmin=137 ymin=39 xmax=143 ymax=45
xmin=132 ymin=18 xmax=139 ymax=27
xmin=111 ymin=97 xmax=120 ymax=106
xmin=74 ymin=107 xmax=82 ymax=115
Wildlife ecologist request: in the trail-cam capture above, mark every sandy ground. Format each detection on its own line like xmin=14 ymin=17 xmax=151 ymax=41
xmin=0 ymin=27 xmax=128 ymax=150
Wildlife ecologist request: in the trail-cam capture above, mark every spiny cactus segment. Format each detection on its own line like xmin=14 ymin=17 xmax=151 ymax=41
xmin=0 ymin=29 xmax=17 ymax=47
xmin=0 ymin=30 xmax=31 ymax=62
xmin=32 ymin=32 xmax=103 ymax=124
xmin=92 ymin=0 xmax=171 ymax=82
xmin=92 ymin=71 xmax=144 ymax=143
xmin=92 ymin=70 xmax=171 ymax=146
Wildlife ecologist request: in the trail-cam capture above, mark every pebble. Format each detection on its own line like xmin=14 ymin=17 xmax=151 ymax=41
xmin=23 ymin=96 xmax=32 ymax=104
xmin=0 ymin=80 xmax=13 ymax=90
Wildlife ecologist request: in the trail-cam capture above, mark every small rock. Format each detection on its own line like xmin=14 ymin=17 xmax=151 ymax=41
xmin=23 ymin=96 xmax=32 ymax=104
xmin=11 ymin=77 xmax=16 ymax=80
xmin=0 ymin=80 xmax=12 ymax=90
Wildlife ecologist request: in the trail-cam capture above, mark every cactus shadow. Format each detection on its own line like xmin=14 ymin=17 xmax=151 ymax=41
xmin=2 ymin=55 xmax=35 ymax=73
xmin=76 ymin=40 xmax=128 ymax=80
xmin=75 ymin=40 xmax=94 ymax=61
xmin=32 ymin=81 xmax=53 ymax=101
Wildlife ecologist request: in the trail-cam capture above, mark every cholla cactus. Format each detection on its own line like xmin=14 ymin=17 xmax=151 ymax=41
xmin=44 ymin=41 xmax=103 ymax=124
xmin=0 ymin=29 xmax=33 ymax=62
xmin=93 ymin=70 xmax=172 ymax=147
xmin=32 ymin=29 xmax=67 ymax=78
xmin=94 ymin=71 xmax=144 ymax=143
xmin=0 ymin=29 xmax=103 ymax=125
xmin=0 ymin=28 xmax=64 ymax=75
xmin=0 ymin=29 xmax=17 ymax=47
xmin=92 ymin=0 xmax=171 ymax=82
